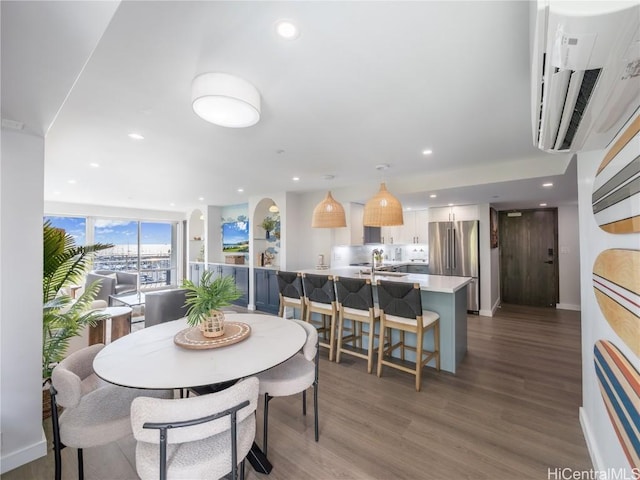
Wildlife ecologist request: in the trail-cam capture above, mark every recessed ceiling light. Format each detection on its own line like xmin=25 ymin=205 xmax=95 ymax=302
xmin=375 ymin=163 xmax=390 ymax=171
xmin=292 ymin=176 xmax=300 ymax=181
xmin=430 ymin=194 xmax=437 ymax=198
xmin=422 ymin=149 xmax=433 ymax=155
xmin=89 ymin=162 xmax=100 ymax=168
xmin=276 ymin=20 xmax=299 ymax=39
xmin=169 ymin=202 xmax=175 ymax=207
xmin=406 ymin=207 xmax=412 ymax=211
xmin=237 ymin=188 xmax=244 ymax=193
xmin=128 ymin=133 xmax=144 ymax=140
xmin=53 ymin=191 xmax=61 ymax=195
xmin=542 ymin=182 xmax=553 ymax=187
xmin=198 ymin=196 xmax=204 ymax=201
xmin=67 ymin=179 xmax=77 ymax=184
xmin=540 ymin=203 xmax=547 ymax=207
xmin=448 ymin=203 xmax=454 ymax=207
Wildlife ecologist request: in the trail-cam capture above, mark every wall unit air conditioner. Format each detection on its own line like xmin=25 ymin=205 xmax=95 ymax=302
xmin=531 ymin=1 xmax=640 ymax=153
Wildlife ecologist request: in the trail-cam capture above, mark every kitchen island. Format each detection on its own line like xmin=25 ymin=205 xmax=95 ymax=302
xmin=299 ymin=266 xmax=471 ymax=374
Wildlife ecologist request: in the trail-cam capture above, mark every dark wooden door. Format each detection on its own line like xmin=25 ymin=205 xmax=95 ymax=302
xmin=499 ymin=209 xmax=558 ymax=307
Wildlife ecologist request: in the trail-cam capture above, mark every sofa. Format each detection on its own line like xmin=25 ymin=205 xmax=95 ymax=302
xmin=85 ymin=270 xmax=138 ymax=304
xmin=144 ymin=288 xmax=189 ymax=327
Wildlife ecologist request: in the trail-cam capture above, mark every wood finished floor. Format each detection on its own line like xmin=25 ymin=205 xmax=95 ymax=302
xmin=2 ymin=304 xmax=592 ymax=479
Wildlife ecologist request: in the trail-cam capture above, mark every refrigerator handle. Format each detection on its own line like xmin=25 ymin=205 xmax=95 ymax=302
xmin=445 ymin=228 xmax=450 ymax=269
xmin=452 ymin=228 xmax=456 ymax=269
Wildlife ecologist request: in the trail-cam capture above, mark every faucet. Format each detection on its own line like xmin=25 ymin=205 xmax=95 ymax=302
xmin=372 ymin=248 xmax=383 ymax=269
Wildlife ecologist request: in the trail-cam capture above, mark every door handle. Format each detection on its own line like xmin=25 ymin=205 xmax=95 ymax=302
xmin=544 ymin=260 xmax=554 ymax=264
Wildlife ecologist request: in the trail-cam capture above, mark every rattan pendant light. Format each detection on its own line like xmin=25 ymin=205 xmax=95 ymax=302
xmin=363 ymin=182 xmax=404 ymax=226
xmin=311 ymin=191 xmax=347 ymax=228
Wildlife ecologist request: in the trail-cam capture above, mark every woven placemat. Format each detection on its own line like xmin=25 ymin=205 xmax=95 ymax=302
xmin=174 ymin=321 xmax=251 ymax=350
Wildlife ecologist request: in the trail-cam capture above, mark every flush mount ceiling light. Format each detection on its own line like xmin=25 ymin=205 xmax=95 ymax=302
xmin=276 ymin=20 xmax=299 ymax=39
xmin=363 ymin=183 xmax=404 ymax=227
xmin=312 ymin=191 xmax=346 ymax=228
xmin=191 ymin=73 xmax=261 ymax=128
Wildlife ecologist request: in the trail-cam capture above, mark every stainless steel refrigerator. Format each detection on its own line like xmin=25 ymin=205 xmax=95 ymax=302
xmin=428 ymin=220 xmax=479 ymax=313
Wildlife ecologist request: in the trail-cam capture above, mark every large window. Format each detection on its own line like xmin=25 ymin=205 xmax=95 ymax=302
xmin=44 ymin=215 xmax=179 ymax=289
xmin=94 ymin=219 xmax=177 ymax=289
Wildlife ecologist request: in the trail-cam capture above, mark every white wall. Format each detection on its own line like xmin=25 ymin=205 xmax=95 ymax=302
xmin=557 ymin=204 xmax=581 ymax=310
xmin=1 ymin=130 xmax=48 ymax=472
xmin=576 ymin=115 xmax=638 ymax=475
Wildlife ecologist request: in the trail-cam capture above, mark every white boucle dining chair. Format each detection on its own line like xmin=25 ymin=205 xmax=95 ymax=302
xmin=49 ymin=343 xmax=172 ymax=480
xmin=130 ymin=376 xmax=259 ymax=480
xmin=256 ymin=319 xmax=319 ymax=455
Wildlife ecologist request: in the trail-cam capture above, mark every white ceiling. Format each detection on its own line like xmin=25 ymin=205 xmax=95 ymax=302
xmin=2 ymin=1 xmax=577 ymax=214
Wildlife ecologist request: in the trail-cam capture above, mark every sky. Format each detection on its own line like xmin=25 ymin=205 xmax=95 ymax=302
xmin=45 ymin=217 xmax=172 ymax=246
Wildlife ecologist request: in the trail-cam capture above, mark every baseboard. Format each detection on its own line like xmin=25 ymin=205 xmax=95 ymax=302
xmin=557 ymin=303 xmax=581 ymax=311
xmin=478 ymin=308 xmax=493 ymax=317
xmin=579 ymin=407 xmax=601 ymax=471
xmin=0 ymin=429 xmax=47 ymax=474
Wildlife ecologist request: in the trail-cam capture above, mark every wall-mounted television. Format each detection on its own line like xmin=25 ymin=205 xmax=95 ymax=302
xmin=222 ymin=221 xmax=249 ymax=252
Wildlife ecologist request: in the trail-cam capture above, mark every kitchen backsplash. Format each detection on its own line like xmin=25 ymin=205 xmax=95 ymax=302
xmin=331 ymin=243 xmax=428 ymax=267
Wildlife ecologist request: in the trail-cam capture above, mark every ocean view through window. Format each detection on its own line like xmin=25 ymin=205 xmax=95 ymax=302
xmin=44 ymin=216 xmax=179 ymax=289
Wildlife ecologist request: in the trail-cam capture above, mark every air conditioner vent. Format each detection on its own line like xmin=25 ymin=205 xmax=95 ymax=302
xmin=531 ymin=1 xmax=639 ymax=153
xmin=560 ymin=68 xmax=601 ymax=150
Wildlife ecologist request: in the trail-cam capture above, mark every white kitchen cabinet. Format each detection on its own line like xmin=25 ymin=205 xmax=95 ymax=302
xmin=429 ymin=205 xmax=479 ymax=222
xmin=381 ymin=225 xmax=402 ymax=244
xmin=350 ymin=203 xmax=364 ymax=245
xmin=391 ymin=210 xmax=429 ymax=244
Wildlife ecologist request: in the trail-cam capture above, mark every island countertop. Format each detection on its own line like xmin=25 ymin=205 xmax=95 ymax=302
xmin=299 ymin=266 xmax=471 ymax=294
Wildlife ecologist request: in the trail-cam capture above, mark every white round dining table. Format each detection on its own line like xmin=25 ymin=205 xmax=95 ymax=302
xmin=93 ymin=313 xmax=306 ymax=390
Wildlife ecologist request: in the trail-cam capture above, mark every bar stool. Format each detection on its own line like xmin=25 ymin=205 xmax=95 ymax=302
xmin=276 ymin=271 xmax=306 ymax=319
xmin=302 ymin=273 xmax=338 ymax=361
xmin=334 ymin=276 xmax=380 ymax=373
xmin=376 ymin=280 xmax=440 ymax=391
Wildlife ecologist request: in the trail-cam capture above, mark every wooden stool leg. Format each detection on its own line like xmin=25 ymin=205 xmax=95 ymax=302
xmin=415 ymin=327 xmax=424 ymax=392
xmin=328 ymin=312 xmax=336 ymax=362
xmin=377 ymin=318 xmax=386 ymax=378
xmin=435 ymin=322 xmax=441 ymax=371
xmin=366 ymin=319 xmax=374 ymax=374
xmin=336 ymin=311 xmax=345 ymax=364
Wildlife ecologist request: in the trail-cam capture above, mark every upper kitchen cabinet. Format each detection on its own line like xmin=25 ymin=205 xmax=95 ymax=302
xmin=430 ymin=205 xmax=479 ymax=222
xmin=332 ymin=202 xmax=366 ymax=245
xmin=382 ymin=210 xmax=429 ymax=244
xmin=403 ymin=210 xmax=429 ymax=244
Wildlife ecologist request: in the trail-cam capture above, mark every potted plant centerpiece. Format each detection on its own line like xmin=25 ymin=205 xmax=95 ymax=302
xmin=182 ymin=270 xmax=242 ymax=338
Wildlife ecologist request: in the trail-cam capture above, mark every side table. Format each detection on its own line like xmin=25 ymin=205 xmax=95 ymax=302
xmin=89 ymin=306 xmax=133 ymax=345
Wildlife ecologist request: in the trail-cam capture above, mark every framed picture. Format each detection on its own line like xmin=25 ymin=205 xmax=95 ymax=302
xmin=490 ymin=208 xmax=498 ymax=249
xmin=222 ymin=221 xmax=249 ymax=252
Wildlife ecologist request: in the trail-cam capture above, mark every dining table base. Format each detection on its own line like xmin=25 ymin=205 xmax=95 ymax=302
xmin=247 ymin=442 xmax=273 ymax=474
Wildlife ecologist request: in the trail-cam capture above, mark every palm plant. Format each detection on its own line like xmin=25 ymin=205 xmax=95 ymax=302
xmin=42 ymin=221 xmax=113 ymax=379
xmin=182 ymin=270 xmax=242 ymax=327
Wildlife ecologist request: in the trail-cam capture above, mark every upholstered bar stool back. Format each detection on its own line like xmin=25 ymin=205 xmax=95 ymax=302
xmin=302 ymin=273 xmax=338 ymax=361
xmin=334 ymin=276 xmax=380 ymax=373
xmin=276 ymin=271 xmax=306 ymax=319
xmin=376 ymin=280 xmax=440 ymax=391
